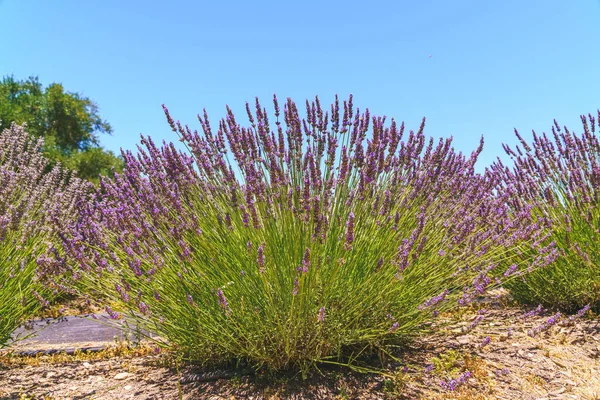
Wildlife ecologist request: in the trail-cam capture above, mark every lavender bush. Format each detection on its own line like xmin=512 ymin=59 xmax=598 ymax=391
xmin=60 ymin=96 xmax=550 ymax=371
xmin=493 ymin=111 xmax=600 ymax=311
xmin=0 ymin=123 xmax=90 ymax=347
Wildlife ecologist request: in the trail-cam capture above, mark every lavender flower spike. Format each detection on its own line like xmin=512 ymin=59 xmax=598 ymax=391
xmin=345 ymin=212 xmax=355 ymax=251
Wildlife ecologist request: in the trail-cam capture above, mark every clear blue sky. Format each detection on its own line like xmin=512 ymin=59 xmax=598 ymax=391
xmin=2 ymin=0 xmax=599 ymax=171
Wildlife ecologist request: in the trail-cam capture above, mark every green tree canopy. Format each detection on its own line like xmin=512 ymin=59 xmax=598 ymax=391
xmin=0 ymin=75 xmax=123 ymax=182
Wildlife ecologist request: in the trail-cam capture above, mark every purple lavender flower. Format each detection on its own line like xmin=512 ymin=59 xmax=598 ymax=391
xmin=503 ymin=264 xmax=517 ymax=277
xmin=105 ymin=306 xmax=120 ymax=320
xmin=318 ymin=306 xmax=325 ymax=322
xmin=186 ymin=294 xmax=195 ymax=306
xmin=440 ymin=371 xmax=471 ymax=391
xmin=419 ymin=289 xmax=450 ymax=310
xmin=480 ymin=336 xmax=491 ymax=348
xmin=571 ymin=304 xmax=591 ymax=320
xmin=301 ymin=247 xmax=310 ymax=273
xmin=292 ymin=277 xmax=299 ymax=296
xmin=528 ymin=312 xmax=562 ymax=337
xmin=464 ymin=309 xmax=486 ymax=332
xmin=115 ymin=283 xmax=130 ymax=303
xmin=241 ymin=206 xmax=250 ymax=227
xmin=138 ymin=301 xmax=150 ymax=315
xmin=522 ymin=304 xmax=544 ymax=319
xmin=345 ymin=212 xmax=355 ymax=250
xmin=217 ymin=288 xmax=230 ymax=313
xmin=257 ymin=243 xmax=265 ymax=273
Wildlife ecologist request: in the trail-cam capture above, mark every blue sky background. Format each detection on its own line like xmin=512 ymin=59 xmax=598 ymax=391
xmin=1 ymin=0 xmax=599 ymax=171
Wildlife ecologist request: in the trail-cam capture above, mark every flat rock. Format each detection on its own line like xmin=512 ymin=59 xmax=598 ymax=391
xmin=114 ymin=372 xmax=131 ymax=380
xmin=4 ymin=314 xmax=156 ymax=355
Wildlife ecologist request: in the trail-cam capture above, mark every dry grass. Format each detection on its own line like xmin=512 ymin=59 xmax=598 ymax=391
xmin=0 ymin=342 xmax=167 ymax=369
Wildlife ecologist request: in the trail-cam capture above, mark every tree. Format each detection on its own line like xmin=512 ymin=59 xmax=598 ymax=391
xmin=0 ymin=75 xmax=123 ymax=182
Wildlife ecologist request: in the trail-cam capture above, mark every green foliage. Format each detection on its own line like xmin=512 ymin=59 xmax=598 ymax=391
xmin=0 ymin=75 xmax=123 ymax=182
xmin=0 ymin=232 xmax=51 ymax=347
xmin=58 ymin=146 xmax=124 ymax=183
xmin=78 ymin=185 xmax=474 ymax=371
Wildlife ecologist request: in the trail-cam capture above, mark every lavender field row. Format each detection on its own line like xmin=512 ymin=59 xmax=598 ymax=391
xmin=1 ymin=96 xmax=598 ymax=397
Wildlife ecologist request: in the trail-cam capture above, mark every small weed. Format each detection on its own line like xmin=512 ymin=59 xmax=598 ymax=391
xmin=543 ymin=348 xmax=551 ymax=358
xmin=525 ymin=373 xmax=546 ymax=387
xmin=382 ymin=368 xmax=412 ymax=399
xmin=336 ymin=382 xmax=350 ymax=400
xmin=432 ymin=350 xmax=463 ymax=375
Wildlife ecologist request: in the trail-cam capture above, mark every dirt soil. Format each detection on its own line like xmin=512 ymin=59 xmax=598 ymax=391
xmin=1 ymin=303 xmax=599 ymax=400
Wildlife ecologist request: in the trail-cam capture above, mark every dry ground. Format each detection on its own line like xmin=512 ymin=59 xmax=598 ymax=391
xmin=1 ymin=302 xmax=599 ymax=400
